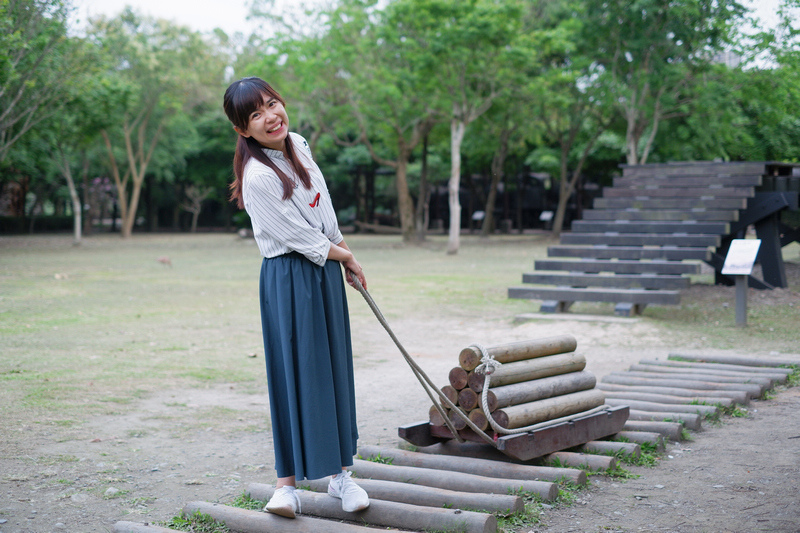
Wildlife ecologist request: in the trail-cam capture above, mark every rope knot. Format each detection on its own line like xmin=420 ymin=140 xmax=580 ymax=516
xmin=471 ymin=343 xmax=502 ymax=375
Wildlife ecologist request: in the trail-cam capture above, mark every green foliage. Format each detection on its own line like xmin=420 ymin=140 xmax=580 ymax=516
xmin=229 ymin=492 xmax=265 ymax=511
xmin=361 ymin=453 xmax=393 ymax=465
xmin=161 ymin=511 xmax=230 ymax=532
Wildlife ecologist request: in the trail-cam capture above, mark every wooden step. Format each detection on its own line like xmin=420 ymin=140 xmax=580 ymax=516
xmin=521 ymin=272 xmax=691 ymax=290
xmin=620 ymin=162 xmax=767 ymax=178
xmin=571 ymin=221 xmax=729 ymax=234
xmin=613 ymin=175 xmax=762 ymax=188
xmin=582 ymin=209 xmax=739 ymax=221
xmin=593 ymin=197 xmax=748 ymax=210
xmin=534 ymin=259 xmax=701 ymax=275
xmin=508 ymin=286 xmax=681 ymax=306
xmin=603 ymin=186 xmax=755 ymax=198
xmin=560 ymin=233 xmax=720 ymax=247
xmin=547 ymin=245 xmax=711 ymax=261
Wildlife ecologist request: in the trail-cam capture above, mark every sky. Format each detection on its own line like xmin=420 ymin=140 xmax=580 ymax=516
xmin=71 ymin=0 xmax=784 ymax=37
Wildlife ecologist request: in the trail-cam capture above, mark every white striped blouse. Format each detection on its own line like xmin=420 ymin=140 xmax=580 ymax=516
xmin=242 ymin=132 xmax=343 ymax=266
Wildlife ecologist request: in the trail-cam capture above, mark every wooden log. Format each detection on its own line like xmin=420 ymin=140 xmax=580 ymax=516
xmin=601 ymin=390 xmax=733 ymax=409
xmin=639 ymin=358 xmax=794 ymax=377
xmin=600 ymin=374 xmax=762 ymax=399
xmin=597 ymin=382 xmax=749 ymax=405
xmin=349 ymin=458 xmax=558 ymax=501
xmin=289 ymin=478 xmax=524 ymax=515
xmin=429 ymin=405 xmax=449 ymax=427
xmin=627 ymin=409 xmax=702 ymax=431
xmin=412 ymin=442 xmax=588 ymax=485
xmin=544 ymin=451 xmax=616 ymax=471
xmin=668 ymin=352 xmax=800 ymax=368
xmin=459 ymin=387 xmax=479 ymax=411
xmin=246 ymin=485 xmax=497 ymax=533
xmin=449 ymin=368 xmax=468 ymax=390
xmin=578 ymin=440 xmax=641 ymax=459
xmin=182 ymin=501 xmax=377 ymax=533
xmin=627 ymin=364 xmax=782 ymax=387
xmin=468 ymin=408 xmax=489 ymax=431
xmin=617 ymin=370 xmax=771 ymax=389
xmin=440 ymin=385 xmax=459 ymax=407
xmin=449 ymin=408 xmax=468 ymax=430
xmin=485 ymin=371 xmax=597 ymax=412
xmin=459 ymin=335 xmax=578 ymax=371
xmin=492 ymin=389 xmax=605 ymax=429
xmin=468 ymin=352 xmax=587 ymax=392
xmin=607 ymin=431 xmax=665 ymax=451
xmin=359 ymin=445 xmax=586 ymax=486
xmin=604 ymin=398 xmax=718 ymax=417
xmin=622 ymin=421 xmax=685 ymax=441
xmin=114 ymin=523 xmax=180 ymax=533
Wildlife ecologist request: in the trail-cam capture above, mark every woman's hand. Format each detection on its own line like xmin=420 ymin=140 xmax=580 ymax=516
xmin=328 ymin=241 xmax=367 ymax=290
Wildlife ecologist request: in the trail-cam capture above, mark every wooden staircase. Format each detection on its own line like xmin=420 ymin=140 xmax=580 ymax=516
xmin=509 ymin=161 xmax=786 ymax=316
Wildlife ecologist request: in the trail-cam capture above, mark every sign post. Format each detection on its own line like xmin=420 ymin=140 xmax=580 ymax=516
xmin=721 ymin=239 xmax=761 ymax=327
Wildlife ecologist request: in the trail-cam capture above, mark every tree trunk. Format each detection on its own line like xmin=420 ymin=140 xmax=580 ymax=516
xmin=446 ymin=117 xmax=466 ymax=254
xmin=395 ymin=157 xmax=416 ymax=242
xmin=481 ymin=128 xmax=510 ymax=237
xmin=415 ymin=134 xmax=429 ymax=241
xmin=57 ymin=147 xmax=82 ymax=245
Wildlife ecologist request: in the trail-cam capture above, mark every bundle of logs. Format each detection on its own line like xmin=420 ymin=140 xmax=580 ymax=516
xmin=432 ymin=335 xmax=605 ymax=434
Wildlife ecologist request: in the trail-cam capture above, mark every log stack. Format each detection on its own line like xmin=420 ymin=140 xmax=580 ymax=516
xmin=433 ymin=335 xmax=606 ymax=434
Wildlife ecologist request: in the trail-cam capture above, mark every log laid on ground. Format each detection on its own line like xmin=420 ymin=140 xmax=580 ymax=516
xmin=349 ymin=458 xmax=558 ymax=501
xmin=429 ymin=405 xmax=449 ymax=426
xmin=485 ymin=371 xmax=597 ymax=412
xmin=668 ymin=352 xmax=800 ymax=368
xmin=359 ymin=445 xmax=586 ymax=486
xmin=459 ymin=335 xmax=578 ymax=371
xmin=622 ymin=420 xmax=685 ymax=441
xmin=449 ymin=368 xmax=469 ymax=390
xmin=247 ymin=485 xmax=497 ymax=533
xmin=182 ymin=501 xmax=378 ymax=533
xmin=607 ymin=431 xmax=665 ymax=451
xmin=492 ymin=389 xmax=605 ymax=429
xmin=597 ymin=382 xmax=749 ymax=405
xmin=412 ymin=441 xmax=588 ymax=485
xmin=577 ymin=440 xmax=641 ymax=459
xmin=469 ymin=352 xmax=586 ymax=392
xmin=627 ymin=364 xmax=783 ymax=387
xmin=639 ymin=358 xmax=794 ymax=377
xmin=114 ymin=523 xmax=181 ymax=533
xmin=459 ymin=387 xmax=479 ymax=411
xmin=544 ymin=451 xmax=616 ymax=471
xmin=617 ymin=370 xmax=771 ymax=389
xmin=289 ymin=479 xmax=524 ymax=515
xmin=627 ymin=409 xmax=702 ymax=431
xmin=604 ymin=398 xmax=718 ymax=417
xmin=601 ymin=374 xmax=762 ymax=399
xmin=600 ymin=390 xmax=733 ymax=409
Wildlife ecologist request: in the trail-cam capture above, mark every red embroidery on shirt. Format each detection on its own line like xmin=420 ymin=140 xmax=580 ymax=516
xmin=309 ymin=192 xmax=320 ymax=207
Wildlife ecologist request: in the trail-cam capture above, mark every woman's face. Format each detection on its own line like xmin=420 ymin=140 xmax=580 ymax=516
xmin=236 ymin=94 xmax=289 ymax=152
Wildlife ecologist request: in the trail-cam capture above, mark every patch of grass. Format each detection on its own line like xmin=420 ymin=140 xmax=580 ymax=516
xmin=161 ymin=511 xmax=230 ymax=532
xmin=229 ymin=492 xmax=265 ymax=511
xmin=499 ymin=484 xmax=583 ymax=530
xmin=361 ymin=452 xmax=393 ymax=465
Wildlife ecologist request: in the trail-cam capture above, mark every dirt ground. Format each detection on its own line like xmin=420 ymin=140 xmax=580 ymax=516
xmin=1 ymin=292 xmax=799 ymax=533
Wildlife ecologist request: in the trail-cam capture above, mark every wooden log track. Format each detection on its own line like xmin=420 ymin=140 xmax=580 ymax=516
xmin=616 ymin=370 xmax=772 ymax=389
xmin=181 ymin=501 xmax=379 ymax=533
xmin=459 ymin=335 xmax=578 ymax=372
xmin=601 ymin=374 xmax=762 ymax=399
xmin=607 ymin=431 xmax=666 ymax=451
xmin=544 ymin=451 xmax=616 ymax=472
xmin=468 ymin=352 xmax=587 ymax=392
xmin=459 ymin=387 xmax=479 ymax=411
xmin=627 ymin=410 xmax=702 ymax=431
xmin=359 ymin=445 xmax=587 ymax=486
xmin=485 ymin=371 xmax=597 ymax=412
xmin=245 ymin=485 xmax=498 ymax=533
xmin=622 ymin=420 xmax=685 ymax=441
xmin=638 ymin=358 xmax=794 ymax=377
xmin=597 ymin=382 xmax=750 ymax=405
xmin=492 ymin=389 xmax=605 ymax=429
xmin=449 ymin=368 xmax=469 ymax=390
xmin=668 ymin=353 xmax=800 ymax=368
xmin=288 ymin=478 xmax=524 ymax=515
xmin=600 ymin=390 xmax=734 ymax=409
xmin=626 ymin=364 xmax=784 ymax=387
xmin=604 ymin=398 xmax=719 ymax=417
xmin=114 ymin=523 xmax=181 ymax=533
xmin=412 ymin=441 xmax=588 ymax=485
xmin=577 ymin=440 xmax=641 ymax=459
xmin=348 ymin=458 xmax=559 ymax=501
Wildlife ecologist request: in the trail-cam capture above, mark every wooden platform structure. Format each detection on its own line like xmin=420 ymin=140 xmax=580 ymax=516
xmin=509 ymin=161 xmax=800 ymax=315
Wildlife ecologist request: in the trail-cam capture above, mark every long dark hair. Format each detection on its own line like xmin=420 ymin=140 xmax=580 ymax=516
xmin=222 ymin=77 xmax=311 ymax=208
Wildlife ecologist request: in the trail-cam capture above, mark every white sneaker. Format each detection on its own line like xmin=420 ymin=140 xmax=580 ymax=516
xmin=328 ymin=470 xmax=369 ymax=512
xmin=264 ymin=486 xmax=300 ymax=518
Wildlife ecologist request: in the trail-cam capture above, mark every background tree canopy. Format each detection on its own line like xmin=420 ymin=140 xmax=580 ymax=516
xmin=1 ymin=0 xmax=798 ymax=245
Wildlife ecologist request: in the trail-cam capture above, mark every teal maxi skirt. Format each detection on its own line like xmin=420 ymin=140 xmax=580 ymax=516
xmin=259 ymin=252 xmax=359 ymax=481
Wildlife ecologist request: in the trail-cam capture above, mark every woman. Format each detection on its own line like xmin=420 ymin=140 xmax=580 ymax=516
xmin=222 ymin=77 xmax=369 ymax=518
